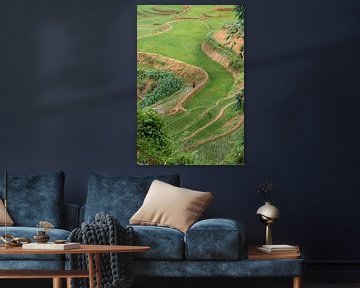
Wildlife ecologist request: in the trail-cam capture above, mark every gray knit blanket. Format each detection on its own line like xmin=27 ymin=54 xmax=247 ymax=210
xmin=68 ymin=212 xmax=134 ymax=288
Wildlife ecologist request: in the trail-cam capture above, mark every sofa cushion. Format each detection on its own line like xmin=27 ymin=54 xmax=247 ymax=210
xmin=0 ymin=199 xmax=14 ymax=226
xmin=84 ymin=173 xmax=180 ymax=225
xmin=130 ymin=225 xmax=184 ymax=260
xmin=185 ymin=218 xmax=245 ymax=260
xmin=0 ymin=227 xmax=70 ymax=261
xmin=0 ymin=171 xmax=65 ymax=227
xmin=130 ymin=180 xmax=213 ymax=233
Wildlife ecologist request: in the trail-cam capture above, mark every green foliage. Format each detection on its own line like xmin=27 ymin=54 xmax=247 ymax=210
xmin=137 ymin=70 xmax=148 ymax=90
xmin=137 ymin=109 xmax=170 ymax=149
xmin=227 ymin=5 xmax=245 ymax=44
xmin=205 ymin=34 xmax=244 ymax=72
xmin=195 ymin=126 xmax=244 ymax=165
xmin=137 ymin=109 xmax=171 ymax=165
xmin=138 ymin=70 xmax=184 ymax=109
xmin=234 ymin=5 xmax=245 ymax=30
xmin=137 ymin=109 xmax=196 ymax=165
xmin=234 ymin=89 xmax=244 ymax=113
xmin=225 ymin=126 xmax=244 ymax=164
xmin=235 ymin=126 xmax=245 ymax=164
xmin=166 ymin=151 xmax=197 ymax=165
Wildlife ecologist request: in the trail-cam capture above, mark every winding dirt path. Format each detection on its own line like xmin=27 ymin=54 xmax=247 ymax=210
xmin=185 ymin=115 xmax=244 ymax=150
xmin=178 ymin=95 xmax=234 ymax=134
xmin=137 ymin=22 xmax=173 ymax=41
xmin=183 ymin=101 xmax=236 ymax=141
xmin=137 ymin=6 xmax=191 ymax=40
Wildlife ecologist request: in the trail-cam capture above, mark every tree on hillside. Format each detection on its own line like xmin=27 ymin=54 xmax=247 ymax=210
xmin=234 ymin=88 xmax=244 ymax=113
xmin=227 ymin=5 xmax=245 ymax=50
xmin=137 ymin=109 xmax=196 ymax=165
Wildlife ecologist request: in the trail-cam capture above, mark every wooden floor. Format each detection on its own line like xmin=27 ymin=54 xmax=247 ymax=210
xmin=306 ymin=285 xmax=360 ymax=288
xmin=1 ymin=279 xmax=360 ymax=288
xmin=135 ymin=282 xmax=360 ymax=288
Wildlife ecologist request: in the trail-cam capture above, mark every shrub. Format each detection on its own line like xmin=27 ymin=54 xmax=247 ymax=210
xmin=137 ymin=70 xmax=148 ymax=90
xmin=138 ymin=70 xmax=184 ymax=109
xmin=234 ymin=88 xmax=244 ymax=113
xmin=137 ymin=109 xmax=197 ymax=165
xmin=137 ymin=109 xmax=170 ymax=165
xmin=137 ymin=109 xmax=170 ymax=149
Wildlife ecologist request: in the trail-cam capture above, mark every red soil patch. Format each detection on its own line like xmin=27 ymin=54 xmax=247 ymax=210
xmin=236 ymin=82 xmax=244 ymax=89
xmin=138 ymin=52 xmax=206 ymax=83
xmin=153 ymin=6 xmax=183 ymax=15
xmin=175 ymin=16 xmax=198 ymax=20
xmin=212 ymin=29 xmax=244 ymax=54
xmin=214 ymin=7 xmax=233 ymax=12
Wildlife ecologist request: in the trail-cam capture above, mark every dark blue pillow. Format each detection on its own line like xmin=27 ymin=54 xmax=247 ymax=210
xmin=84 ymin=173 xmax=180 ymax=225
xmin=0 ymin=170 xmax=65 ymax=227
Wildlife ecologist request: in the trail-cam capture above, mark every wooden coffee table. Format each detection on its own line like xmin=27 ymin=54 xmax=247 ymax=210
xmin=0 ymin=244 xmax=150 ymax=288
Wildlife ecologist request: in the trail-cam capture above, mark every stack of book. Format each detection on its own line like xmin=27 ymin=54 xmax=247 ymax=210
xmin=257 ymin=244 xmax=299 ymax=254
xmin=248 ymin=244 xmax=300 ymax=259
xmin=22 ymin=242 xmax=80 ymax=250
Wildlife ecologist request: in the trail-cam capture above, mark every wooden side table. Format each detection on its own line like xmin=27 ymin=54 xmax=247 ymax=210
xmin=0 ymin=244 xmax=150 ymax=288
xmin=247 ymin=245 xmax=303 ymax=288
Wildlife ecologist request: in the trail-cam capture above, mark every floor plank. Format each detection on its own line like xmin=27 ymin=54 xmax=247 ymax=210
xmin=1 ymin=279 xmax=360 ymax=288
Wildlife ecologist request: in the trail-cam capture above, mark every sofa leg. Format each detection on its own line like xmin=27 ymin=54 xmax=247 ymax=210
xmin=293 ymin=276 xmax=302 ymax=288
xmin=53 ymin=278 xmax=62 ymax=288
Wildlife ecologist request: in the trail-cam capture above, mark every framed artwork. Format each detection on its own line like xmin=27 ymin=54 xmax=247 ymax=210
xmin=137 ymin=5 xmax=244 ymax=165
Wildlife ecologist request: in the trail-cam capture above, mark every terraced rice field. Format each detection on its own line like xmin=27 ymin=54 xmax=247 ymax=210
xmin=137 ymin=5 xmax=244 ymax=165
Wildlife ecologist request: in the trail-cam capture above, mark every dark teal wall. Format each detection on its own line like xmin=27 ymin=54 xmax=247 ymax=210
xmin=1 ymin=0 xmax=360 ymax=262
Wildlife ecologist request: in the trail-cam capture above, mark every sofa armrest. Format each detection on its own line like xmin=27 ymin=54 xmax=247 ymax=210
xmin=63 ymin=204 xmax=80 ymax=231
xmin=184 ymin=218 xmax=245 ymax=260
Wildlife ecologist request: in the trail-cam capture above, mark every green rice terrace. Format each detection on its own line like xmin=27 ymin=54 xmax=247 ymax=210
xmin=137 ymin=5 xmax=244 ymax=165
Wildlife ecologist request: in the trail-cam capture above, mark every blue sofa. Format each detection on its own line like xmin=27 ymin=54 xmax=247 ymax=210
xmin=0 ymin=171 xmax=304 ymax=287
xmin=81 ymin=173 xmax=304 ymax=283
xmin=0 ymin=171 xmax=79 ymax=270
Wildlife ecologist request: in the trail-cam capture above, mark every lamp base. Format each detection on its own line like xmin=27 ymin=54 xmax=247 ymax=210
xmin=265 ymin=223 xmax=272 ymax=245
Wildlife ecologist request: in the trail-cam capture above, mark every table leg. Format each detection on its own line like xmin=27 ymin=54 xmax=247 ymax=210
xmin=52 ymin=278 xmax=62 ymax=288
xmin=293 ymin=276 xmax=302 ymax=288
xmin=95 ymin=253 xmax=102 ymax=288
xmin=66 ymin=277 xmax=72 ymax=288
xmin=88 ymin=253 xmax=95 ymax=288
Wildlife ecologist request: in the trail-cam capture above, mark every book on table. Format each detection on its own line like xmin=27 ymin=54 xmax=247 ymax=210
xmin=22 ymin=242 xmax=80 ymax=250
xmin=248 ymin=245 xmax=300 ymax=260
xmin=257 ymin=244 xmax=299 ymax=254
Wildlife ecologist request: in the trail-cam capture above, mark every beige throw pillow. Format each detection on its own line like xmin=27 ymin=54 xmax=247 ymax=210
xmin=130 ymin=180 xmax=213 ymax=233
xmin=0 ymin=199 xmax=14 ymax=226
